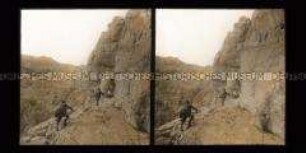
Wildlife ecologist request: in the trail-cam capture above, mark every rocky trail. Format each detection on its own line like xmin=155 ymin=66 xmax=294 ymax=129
xmin=155 ymin=105 xmax=283 ymax=145
xmin=20 ymin=94 xmax=149 ymax=145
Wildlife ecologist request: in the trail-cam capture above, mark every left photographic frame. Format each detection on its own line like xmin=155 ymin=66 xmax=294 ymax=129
xmin=20 ymin=9 xmax=151 ymax=145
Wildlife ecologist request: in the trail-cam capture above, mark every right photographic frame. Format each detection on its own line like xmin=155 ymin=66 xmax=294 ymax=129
xmin=154 ymin=9 xmax=285 ymax=145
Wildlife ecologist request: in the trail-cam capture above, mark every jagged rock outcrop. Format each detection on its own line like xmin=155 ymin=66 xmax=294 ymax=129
xmin=87 ymin=10 xmax=151 ymax=132
xmin=213 ymin=9 xmax=285 ymax=140
xmin=155 ymin=9 xmax=285 ymax=145
xmin=20 ymin=10 xmax=151 ymax=145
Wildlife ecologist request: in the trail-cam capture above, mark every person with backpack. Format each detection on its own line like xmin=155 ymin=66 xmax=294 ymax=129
xmin=218 ymin=88 xmax=227 ymax=106
xmin=178 ymin=97 xmax=199 ymax=131
xmin=54 ymin=100 xmax=74 ymax=131
xmin=94 ymin=87 xmax=103 ymax=106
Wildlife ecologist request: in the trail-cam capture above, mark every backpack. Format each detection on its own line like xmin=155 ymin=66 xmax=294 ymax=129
xmin=55 ymin=104 xmax=65 ymax=117
xmin=178 ymin=105 xmax=188 ymax=118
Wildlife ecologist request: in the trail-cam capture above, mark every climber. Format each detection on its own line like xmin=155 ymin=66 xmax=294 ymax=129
xmin=218 ymin=88 xmax=227 ymax=106
xmin=94 ymin=87 xmax=103 ymax=106
xmin=105 ymin=78 xmax=115 ymax=98
xmin=54 ymin=100 xmax=74 ymax=131
xmin=178 ymin=98 xmax=199 ymax=131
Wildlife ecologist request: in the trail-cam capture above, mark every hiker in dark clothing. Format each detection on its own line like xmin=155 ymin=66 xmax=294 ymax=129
xmin=218 ymin=88 xmax=227 ymax=106
xmin=55 ymin=100 xmax=74 ymax=131
xmin=179 ymin=98 xmax=199 ymax=131
xmin=105 ymin=78 xmax=115 ymax=98
xmin=94 ymin=87 xmax=103 ymax=106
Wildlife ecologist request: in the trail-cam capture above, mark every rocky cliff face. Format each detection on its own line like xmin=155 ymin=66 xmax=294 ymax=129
xmin=87 ymin=9 xmax=151 ymax=132
xmin=20 ymin=10 xmax=151 ymax=145
xmin=213 ymin=9 xmax=285 ymax=140
xmin=156 ymin=9 xmax=285 ymax=145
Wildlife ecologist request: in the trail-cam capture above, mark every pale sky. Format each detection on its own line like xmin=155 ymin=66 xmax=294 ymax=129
xmin=157 ymin=9 xmax=254 ymax=66
xmin=21 ymin=9 xmax=128 ymax=66
xmin=22 ymin=9 xmax=254 ymax=67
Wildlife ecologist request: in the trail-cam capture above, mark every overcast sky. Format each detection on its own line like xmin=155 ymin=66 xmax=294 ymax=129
xmin=22 ymin=9 xmax=254 ymax=67
xmin=157 ymin=9 xmax=254 ymax=66
xmin=21 ymin=9 xmax=128 ymax=66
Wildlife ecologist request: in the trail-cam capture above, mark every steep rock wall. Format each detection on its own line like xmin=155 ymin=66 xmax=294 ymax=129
xmin=87 ymin=10 xmax=151 ymax=132
xmin=213 ymin=9 xmax=285 ymax=139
